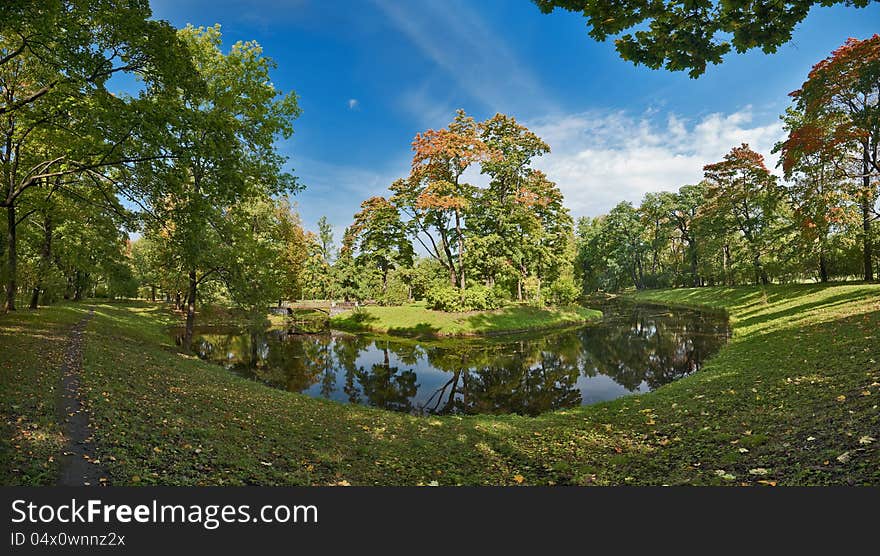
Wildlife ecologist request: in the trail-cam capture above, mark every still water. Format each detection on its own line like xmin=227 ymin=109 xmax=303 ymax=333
xmin=174 ymin=301 xmax=730 ymax=416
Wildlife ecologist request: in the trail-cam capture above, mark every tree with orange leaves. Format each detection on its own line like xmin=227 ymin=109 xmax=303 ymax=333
xmin=787 ymin=34 xmax=880 ymax=281
xmin=391 ymin=110 xmax=490 ymax=290
xmin=775 ymin=107 xmax=854 ymax=282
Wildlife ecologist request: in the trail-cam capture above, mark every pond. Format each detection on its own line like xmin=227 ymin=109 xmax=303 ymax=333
xmin=173 ymin=300 xmax=730 ymax=416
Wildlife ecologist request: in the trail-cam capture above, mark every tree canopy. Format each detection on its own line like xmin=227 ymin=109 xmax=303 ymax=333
xmin=532 ymin=0 xmax=878 ymax=77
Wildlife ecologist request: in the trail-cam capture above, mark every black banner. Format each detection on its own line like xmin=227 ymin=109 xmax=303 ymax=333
xmin=1 ymin=487 xmax=876 ymax=553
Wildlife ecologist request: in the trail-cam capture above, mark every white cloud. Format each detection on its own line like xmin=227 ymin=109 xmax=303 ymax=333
xmin=526 ymin=106 xmax=786 ymax=218
xmin=347 ymin=98 xmax=359 ymax=110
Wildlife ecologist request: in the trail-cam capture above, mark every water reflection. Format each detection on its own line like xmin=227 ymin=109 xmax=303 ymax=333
xmin=174 ymin=301 xmax=730 ymax=416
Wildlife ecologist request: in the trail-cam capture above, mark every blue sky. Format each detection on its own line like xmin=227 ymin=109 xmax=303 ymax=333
xmin=145 ymin=0 xmax=880 ymax=238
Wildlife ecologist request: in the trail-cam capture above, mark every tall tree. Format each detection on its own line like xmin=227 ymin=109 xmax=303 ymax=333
xmin=472 ymin=113 xmax=551 ymax=295
xmin=787 ymin=34 xmax=880 ymax=281
xmin=602 ymin=202 xmax=648 ymax=290
xmin=316 ymin=215 xmax=335 ymax=263
xmin=394 ymin=110 xmax=488 ymax=289
xmin=346 ymin=196 xmax=413 ymax=294
xmin=136 ymin=25 xmax=300 ymax=349
xmin=0 ymin=3 xmax=193 ymax=311
xmin=671 ymin=183 xmax=707 ymax=287
xmin=776 ymin=107 xmax=852 ymax=282
xmin=703 ymin=144 xmax=781 ymax=285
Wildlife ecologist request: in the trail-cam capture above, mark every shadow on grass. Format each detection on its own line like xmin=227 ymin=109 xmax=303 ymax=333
xmin=735 ymin=289 xmax=877 ymax=331
xmin=386 ymin=323 xmax=443 ymax=338
xmin=330 ymin=310 xmax=381 ymax=330
xmin=464 ymin=305 xmax=591 ymax=334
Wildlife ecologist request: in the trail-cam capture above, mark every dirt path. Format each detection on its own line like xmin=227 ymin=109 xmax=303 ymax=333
xmin=57 ymin=308 xmax=107 ymax=486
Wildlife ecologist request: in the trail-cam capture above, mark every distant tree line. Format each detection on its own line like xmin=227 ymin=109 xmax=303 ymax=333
xmin=575 ymin=35 xmax=880 ymax=292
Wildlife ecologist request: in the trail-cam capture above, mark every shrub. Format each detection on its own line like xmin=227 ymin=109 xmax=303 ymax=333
xmin=546 ymin=277 xmax=580 ymax=305
xmin=378 ymin=275 xmax=410 ymax=305
xmin=425 ymin=284 xmax=462 ymax=311
xmin=425 ymin=284 xmax=505 ymax=311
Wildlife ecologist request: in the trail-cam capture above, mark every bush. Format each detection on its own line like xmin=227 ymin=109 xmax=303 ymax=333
xmin=546 ymin=277 xmax=579 ymax=305
xmin=378 ymin=274 xmax=410 ymax=305
xmin=425 ymin=284 xmax=505 ymax=311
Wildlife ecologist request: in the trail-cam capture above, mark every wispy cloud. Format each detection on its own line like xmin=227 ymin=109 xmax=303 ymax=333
xmin=371 ymin=0 xmax=555 ymax=118
xmin=527 ymin=106 xmax=786 ymax=217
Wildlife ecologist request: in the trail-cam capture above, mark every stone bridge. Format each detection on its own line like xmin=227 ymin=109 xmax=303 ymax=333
xmin=269 ymin=300 xmax=372 ymax=317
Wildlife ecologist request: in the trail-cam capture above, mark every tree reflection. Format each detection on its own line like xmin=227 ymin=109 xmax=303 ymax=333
xmin=579 ymin=301 xmax=730 ymax=390
xmin=175 ymin=302 xmax=729 ymax=415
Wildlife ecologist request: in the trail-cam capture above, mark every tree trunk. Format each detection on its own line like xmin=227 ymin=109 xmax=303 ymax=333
xmin=27 ymin=214 xmax=51 ymax=310
xmin=819 ymin=249 xmax=829 ymax=283
xmin=688 ymin=238 xmax=699 ymax=287
xmin=4 ymin=204 xmax=16 ymax=312
xmin=150 ymin=285 xmax=157 ymax=302
xmin=73 ymin=270 xmax=83 ymax=301
xmin=635 ymin=254 xmax=645 ymax=290
xmin=861 ymin=179 xmax=874 ymax=282
xmin=722 ymin=244 xmax=731 ymax=286
xmin=752 ymin=253 xmax=769 ymax=285
xmin=455 ymin=209 xmax=465 ymax=290
xmin=183 ymin=269 xmax=197 ymax=351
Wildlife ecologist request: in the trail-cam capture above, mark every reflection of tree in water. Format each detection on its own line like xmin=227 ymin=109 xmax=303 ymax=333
xmin=579 ymin=303 xmax=730 ymax=390
xmin=419 ymin=335 xmax=584 ymax=416
xmin=178 ymin=303 xmax=728 ymax=415
xmin=333 ymin=334 xmax=370 ymax=404
xmin=338 ymin=341 xmax=418 ymax=411
xmin=356 ymin=350 xmax=418 ymax=412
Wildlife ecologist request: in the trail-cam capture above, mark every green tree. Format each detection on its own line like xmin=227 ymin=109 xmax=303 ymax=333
xmin=346 ymin=196 xmax=413 ymax=295
xmin=1 ymin=3 xmax=193 ymax=311
xmin=532 ymin=1 xmax=877 ymax=77
xmin=703 ymin=144 xmax=782 ymax=285
xmin=601 ymin=201 xmax=648 ymax=290
xmin=317 ymin=215 xmax=335 ymax=263
xmin=670 ymin=183 xmax=707 ymax=287
xmin=135 ymin=25 xmax=300 ymax=349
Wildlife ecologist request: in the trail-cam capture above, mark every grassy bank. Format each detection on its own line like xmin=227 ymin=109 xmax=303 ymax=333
xmin=1 ymin=283 xmax=878 ymax=485
xmin=329 ymin=303 xmax=602 ymax=337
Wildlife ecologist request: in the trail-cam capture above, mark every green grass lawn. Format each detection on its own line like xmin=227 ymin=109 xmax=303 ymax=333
xmin=329 ymin=302 xmax=602 ymax=337
xmin=1 ymin=283 xmax=878 ymax=485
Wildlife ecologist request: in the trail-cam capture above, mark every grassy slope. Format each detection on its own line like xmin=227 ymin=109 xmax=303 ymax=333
xmin=2 ymin=284 xmax=878 ymax=485
xmin=330 ymin=303 xmax=602 ymax=337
